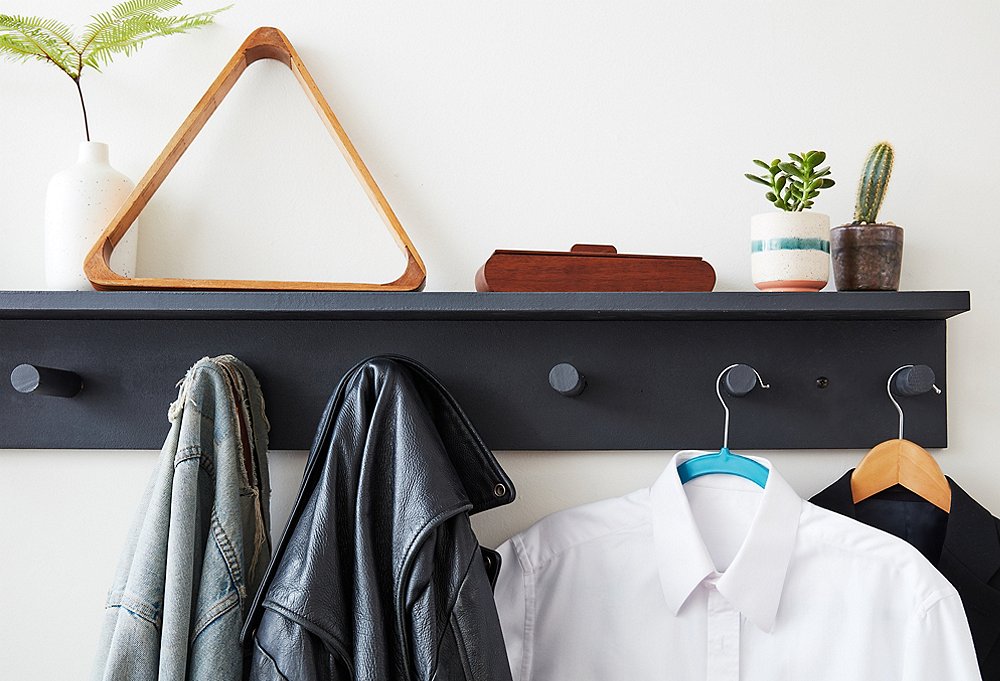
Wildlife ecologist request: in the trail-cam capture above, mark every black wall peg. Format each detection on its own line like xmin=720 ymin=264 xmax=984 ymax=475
xmin=722 ymin=364 xmax=763 ymax=398
xmin=11 ymin=364 xmax=83 ymax=398
xmin=891 ymin=364 xmax=941 ymax=397
xmin=549 ymin=363 xmax=586 ymax=397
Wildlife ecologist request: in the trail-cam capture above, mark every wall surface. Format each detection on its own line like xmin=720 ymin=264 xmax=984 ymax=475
xmin=2 ymin=0 xmax=998 ymax=676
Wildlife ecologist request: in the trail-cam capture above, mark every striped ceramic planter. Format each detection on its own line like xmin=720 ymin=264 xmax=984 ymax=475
xmin=750 ymin=212 xmax=830 ymax=292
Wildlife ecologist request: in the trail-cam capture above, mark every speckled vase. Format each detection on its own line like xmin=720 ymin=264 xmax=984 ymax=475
xmin=44 ymin=141 xmax=137 ymax=290
xmin=750 ymin=211 xmax=830 ymax=292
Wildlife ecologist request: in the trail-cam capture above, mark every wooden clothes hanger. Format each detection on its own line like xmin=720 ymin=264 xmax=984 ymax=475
xmin=676 ymin=364 xmax=771 ymax=488
xmin=850 ymin=365 xmax=951 ymax=512
xmin=83 ymin=26 xmax=426 ymax=292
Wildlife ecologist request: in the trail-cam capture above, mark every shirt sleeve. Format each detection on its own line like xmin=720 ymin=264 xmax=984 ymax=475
xmin=494 ymin=537 xmax=530 ymax=681
xmin=902 ymin=593 xmax=982 ymax=681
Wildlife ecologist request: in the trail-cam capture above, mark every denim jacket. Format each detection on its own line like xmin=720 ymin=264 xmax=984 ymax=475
xmin=92 ymin=355 xmax=271 ymax=681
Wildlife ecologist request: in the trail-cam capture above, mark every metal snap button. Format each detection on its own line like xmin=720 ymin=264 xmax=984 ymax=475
xmin=494 ymin=483 xmax=507 ymax=497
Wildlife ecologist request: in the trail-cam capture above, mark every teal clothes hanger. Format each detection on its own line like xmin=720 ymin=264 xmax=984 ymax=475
xmin=676 ymin=363 xmax=771 ymax=488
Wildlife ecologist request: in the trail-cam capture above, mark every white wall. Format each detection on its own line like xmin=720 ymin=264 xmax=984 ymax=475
xmin=1 ymin=0 xmax=998 ymax=675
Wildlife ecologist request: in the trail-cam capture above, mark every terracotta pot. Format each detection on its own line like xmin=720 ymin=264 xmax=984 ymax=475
xmin=830 ymin=223 xmax=903 ymax=291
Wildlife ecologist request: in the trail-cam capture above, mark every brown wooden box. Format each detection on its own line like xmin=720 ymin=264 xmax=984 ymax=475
xmin=475 ymin=244 xmax=716 ymax=292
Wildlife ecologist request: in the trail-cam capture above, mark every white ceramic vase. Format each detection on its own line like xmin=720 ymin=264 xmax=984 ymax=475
xmin=44 ymin=141 xmax=137 ymax=290
xmin=750 ymin=211 xmax=830 ymax=292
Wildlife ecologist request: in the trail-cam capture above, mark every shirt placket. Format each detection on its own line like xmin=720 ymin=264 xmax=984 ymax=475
xmin=705 ymin=575 xmax=740 ymax=681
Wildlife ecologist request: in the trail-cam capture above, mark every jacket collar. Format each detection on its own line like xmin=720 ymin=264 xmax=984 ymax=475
xmin=379 ymin=355 xmax=516 ymax=513
xmin=650 ymin=452 xmax=801 ymax=633
xmin=811 ymin=470 xmax=1000 ymax=584
xmin=295 ymin=355 xmax=513 ymax=515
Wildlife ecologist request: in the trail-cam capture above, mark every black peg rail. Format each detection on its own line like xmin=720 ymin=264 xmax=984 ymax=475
xmin=0 ymin=291 xmax=969 ymax=451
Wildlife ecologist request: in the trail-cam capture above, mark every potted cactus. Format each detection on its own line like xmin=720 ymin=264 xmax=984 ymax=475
xmin=830 ymin=142 xmax=902 ymax=291
xmin=744 ymin=151 xmax=835 ymax=291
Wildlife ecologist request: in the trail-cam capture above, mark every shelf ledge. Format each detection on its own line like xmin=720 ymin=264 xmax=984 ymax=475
xmin=0 ymin=290 xmax=971 ymax=321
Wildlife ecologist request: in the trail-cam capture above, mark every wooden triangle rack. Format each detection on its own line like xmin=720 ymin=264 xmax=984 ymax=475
xmin=84 ymin=26 xmax=426 ymax=291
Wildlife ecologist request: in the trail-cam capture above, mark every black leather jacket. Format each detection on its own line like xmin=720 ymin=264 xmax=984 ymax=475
xmin=242 ymin=356 xmax=516 ymax=681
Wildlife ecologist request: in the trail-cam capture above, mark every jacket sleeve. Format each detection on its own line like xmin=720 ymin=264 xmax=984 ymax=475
xmin=901 ymin=593 xmax=983 ymax=681
xmin=249 ymin=607 xmax=348 ymax=681
xmin=493 ymin=537 xmax=530 ymax=681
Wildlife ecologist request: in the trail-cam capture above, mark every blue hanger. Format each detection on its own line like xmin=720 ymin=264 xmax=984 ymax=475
xmin=676 ymin=364 xmax=770 ymax=488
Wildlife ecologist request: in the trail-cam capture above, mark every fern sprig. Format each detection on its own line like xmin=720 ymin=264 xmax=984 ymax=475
xmin=78 ymin=0 xmax=185 ymax=50
xmin=0 ymin=15 xmax=78 ymax=75
xmin=0 ymin=1 xmax=229 ymax=141
xmin=84 ymin=8 xmax=227 ymax=69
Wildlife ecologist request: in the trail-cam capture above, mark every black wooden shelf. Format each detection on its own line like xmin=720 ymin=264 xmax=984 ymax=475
xmin=0 ymin=290 xmax=972 ymax=321
xmin=0 ymin=290 xmax=970 ymax=451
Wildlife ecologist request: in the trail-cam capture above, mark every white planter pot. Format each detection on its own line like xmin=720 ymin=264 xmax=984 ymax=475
xmin=44 ymin=141 xmax=137 ymax=290
xmin=750 ymin=211 xmax=830 ymax=292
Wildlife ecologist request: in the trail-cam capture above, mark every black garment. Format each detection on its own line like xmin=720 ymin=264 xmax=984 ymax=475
xmin=242 ymin=356 xmax=516 ymax=681
xmin=812 ymin=473 xmax=1000 ymax=680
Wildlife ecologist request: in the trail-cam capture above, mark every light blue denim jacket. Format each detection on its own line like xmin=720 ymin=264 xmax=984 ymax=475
xmin=93 ymin=355 xmax=271 ymax=681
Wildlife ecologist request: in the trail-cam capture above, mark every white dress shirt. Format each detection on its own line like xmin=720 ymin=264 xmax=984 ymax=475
xmin=494 ymin=452 xmax=982 ymax=681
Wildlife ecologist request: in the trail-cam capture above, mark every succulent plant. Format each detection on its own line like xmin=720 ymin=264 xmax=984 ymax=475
xmin=854 ymin=141 xmax=894 ymax=224
xmin=745 ymin=151 xmax=835 ymax=212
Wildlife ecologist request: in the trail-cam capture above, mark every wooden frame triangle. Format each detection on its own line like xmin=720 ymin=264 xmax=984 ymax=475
xmin=84 ymin=26 xmax=426 ymax=291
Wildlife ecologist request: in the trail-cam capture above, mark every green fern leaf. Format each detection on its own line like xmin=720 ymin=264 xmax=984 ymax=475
xmin=113 ymin=0 xmax=185 ymax=16
xmin=0 ymin=14 xmax=79 ymax=76
xmin=0 ymin=34 xmax=47 ymax=64
xmin=82 ymin=7 xmax=227 ymax=70
xmin=5 ymin=14 xmax=75 ymax=43
xmin=77 ymin=0 xmax=184 ymax=51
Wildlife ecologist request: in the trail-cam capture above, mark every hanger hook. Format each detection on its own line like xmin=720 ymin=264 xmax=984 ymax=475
xmin=887 ymin=364 xmax=943 ymax=439
xmin=716 ymin=364 xmax=770 ymax=450
xmin=886 ymin=365 xmax=912 ymax=439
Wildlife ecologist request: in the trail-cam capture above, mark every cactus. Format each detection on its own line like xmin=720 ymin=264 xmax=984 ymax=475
xmin=854 ymin=142 xmax=894 ymax=224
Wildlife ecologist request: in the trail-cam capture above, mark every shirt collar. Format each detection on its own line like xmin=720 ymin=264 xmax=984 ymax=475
xmin=650 ymin=451 xmax=802 ymax=633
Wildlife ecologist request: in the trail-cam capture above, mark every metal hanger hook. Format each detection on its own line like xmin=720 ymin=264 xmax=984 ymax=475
xmin=887 ymin=364 xmax=942 ymax=440
xmin=716 ymin=364 xmax=770 ymax=450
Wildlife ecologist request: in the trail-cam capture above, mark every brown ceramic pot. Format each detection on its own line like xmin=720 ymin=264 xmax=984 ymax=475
xmin=830 ymin=223 xmax=903 ymax=291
